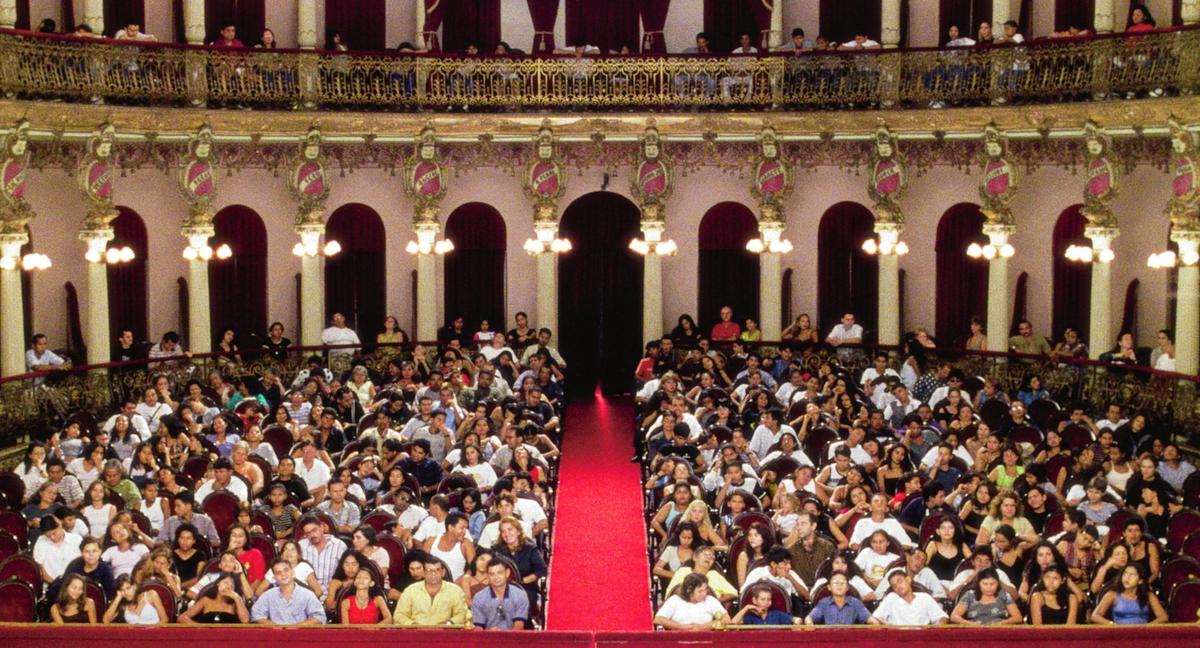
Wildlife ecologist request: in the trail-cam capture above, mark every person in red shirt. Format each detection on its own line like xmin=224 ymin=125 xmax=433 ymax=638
xmin=210 ymin=22 xmax=245 ymax=49
xmin=635 ymin=341 xmax=660 ymax=384
xmin=710 ymin=306 xmax=741 ymax=341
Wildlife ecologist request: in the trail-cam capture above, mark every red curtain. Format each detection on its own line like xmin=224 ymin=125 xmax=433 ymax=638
xmin=566 ymin=0 xmax=639 ymax=53
xmin=108 ymin=207 xmax=149 ymax=344
xmin=443 ymin=0 xmax=500 ymax=53
xmin=422 ymin=0 xmax=445 ymax=51
xmin=61 ymin=0 xmax=74 ymax=30
xmin=558 ymin=192 xmax=643 ymax=395
xmin=698 ymin=202 xmax=760 ymax=332
xmin=325 ymin=204 xmax=386 ymax=335
xmin=102 ymin=0 xmax=145 ymax=37
xmin=173 ymin=0 xmax=183 ymax=42
xmin=934 ymin=203 xmax=988 ymax=345
xmin=210 ymin=205 xmax=268 ymax=345
xmin=527 ymin=0 xmax=559 ymax=53
xmin=817 ymin=202 xmax=878 ymax=342
xmin=444 ymin=203 xmax=507 ymax=336
xmin=820 ymin=0 xmax=880 ymax=43
xmin=939 ymin=0 xmax=992 ymax=44
xmin=1051 ymin=205 xmax=1091 ymax=342
xmin=1175 ymin=0 xmax=1183 ymax=25
xmin=15 ymin=0 xmax=28 ymax=29
xmin=746 ymin=0 xmax=772 ymax=49
xmin=204 ymin=0 xmax=264 ymax=45
xmin=1019 ymin=0 xmax=1032 ymax=36
xmin=1055 ymin=0 xmax=1095 ymax=31
xmin=1010 ymin=271 xmax=1028 ymax=336
xmin=322 ymin=0 xmax=384 ymax=50
xmin=638 ymin=0 xmax=670 ymax=53
xmin=703 ymin=0 xmax=759 ymax=53
xmin=20 ymin=237 xmax=31 ymax=343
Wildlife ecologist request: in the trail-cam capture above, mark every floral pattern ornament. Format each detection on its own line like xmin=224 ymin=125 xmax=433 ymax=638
xmin=867 ymin=125 xmax=906 ymax=225
xmin=0 ymin=119 xmax=32 ymax=235
xmin=1080 ymin=120 xmax=1119 ymax=229
xmin=76 ymin=122 xmax=118 ymax=231
xmin=404 ymin=126 xmax=447 ymax=224
xmin=287 ymin=126 xmax=331 ymax=227
xmin=178 ymin=124 xmax=218 ymax=228
xmin=977 ymin=124 xmax=1018 ymax=226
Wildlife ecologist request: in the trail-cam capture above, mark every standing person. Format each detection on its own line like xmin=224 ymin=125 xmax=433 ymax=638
xmin=470 ymin=558 xmax=530 ymax=629
xmin=251 ymin=560 xmax=326 ymax=625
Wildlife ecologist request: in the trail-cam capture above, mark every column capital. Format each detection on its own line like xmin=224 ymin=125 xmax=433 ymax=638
xmin=874 ymin=221 xmax=904 ymax=239
xmin=758 ymin=220 xmax=785 ymax=236
xmin=1085 ymin=225 xmax=1120 ymax=247
xmin=982 ymin=223 xmax=1015 ymax=245
xmin=1170 ymin=226 xmax=1200 ymax=250
xmin=0 ymin=231 xmax=27 ymax=257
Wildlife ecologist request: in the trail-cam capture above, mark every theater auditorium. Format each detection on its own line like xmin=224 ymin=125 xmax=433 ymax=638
xmin=0 ymin=1 xmax=1198 ymax=647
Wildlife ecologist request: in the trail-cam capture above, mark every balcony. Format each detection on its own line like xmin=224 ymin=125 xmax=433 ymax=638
xmin=0 ymin=26 xmax=1197 ymax=112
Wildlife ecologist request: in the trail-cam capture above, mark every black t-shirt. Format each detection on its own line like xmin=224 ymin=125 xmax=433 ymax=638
xmin=659 ymin=443 xmax=700 ymax=463
xmin=262 ymin=337 xmax=292 ymax=361
xmin=507 ymin=328 xmax=537 ymax=351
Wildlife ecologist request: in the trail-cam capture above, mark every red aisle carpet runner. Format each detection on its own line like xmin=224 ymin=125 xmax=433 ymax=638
xmin=546 ymin=393 xmax=653 ymax=630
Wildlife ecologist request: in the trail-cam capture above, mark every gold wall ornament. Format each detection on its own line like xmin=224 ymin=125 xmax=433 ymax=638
xmin=286 ymin=126 xmax=330 ymax=227
xmin=76 ymin=122 xmax=118 ymax=231
xmin=1080 ymin=120 xmax=1119 ymax=229
xmin=751 ymin=126 xmax=793 ymax=222
xmin=0 ymin=119 xmax=32 ymax=234
xmin=631 ymin=126 xmax=673 ymax=220
xmin=867 ymin=125 xmax=906 ymax=225
xmin=403 ymin=127 xmax=447 ymax=225
xmin=977 ymin=124 xmax=1018 ymax=226
xmin=524 ymin=125 xmax=565 ymax=223
xmin=1167 ymin=117 xmax=1200 ymax=229
xmin=178 ymin=124 xmax=218 ymax=228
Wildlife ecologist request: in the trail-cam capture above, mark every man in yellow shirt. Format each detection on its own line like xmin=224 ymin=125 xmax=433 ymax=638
xmin=394 ymin=557 xmax=471 ymax=626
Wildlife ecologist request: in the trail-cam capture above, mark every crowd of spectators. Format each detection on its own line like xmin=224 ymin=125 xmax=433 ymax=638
xmin=6 ymin=312 xmax=565 ymax=628
xmin=642 ymin=306 xmax=1200 ymax=629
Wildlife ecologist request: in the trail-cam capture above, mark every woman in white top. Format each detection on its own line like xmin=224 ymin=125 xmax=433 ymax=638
xmin=14 ymin=443 xmax=49 ymax=496
xmin=134 ymin=387 xmax=172 ymax=434
xmin=429 ymin=513 xmax=475 ymax=581
xmin=138 ymin=481 xmax=169 ymax=534
xmin=102 ymin=575 xmax=167 ymax=624
xmin=451 ymin=444 xmax=498 ymax=489
xmin=81 ymin=481 xmax=116 ymax=539
xmin=68 ymin=443 xmax=106 ymax=491
xmin=102 ymin=523 xmax=150 ymax=578
xmin=654 ymin=572 xmax=731 ymax=630
xmin=480 ymin=334 xmax=515 ymax=363
xmin=347 ymin=366 xmax=376 ymax=409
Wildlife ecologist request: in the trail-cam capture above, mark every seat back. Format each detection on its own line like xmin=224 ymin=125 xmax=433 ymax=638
xmin=1182 ymin=530 xmax=1200 ymax=562
xmin=0 ymin=474 xmax=24 ymax=511
xmin=1058 ymin=424 xmax=1094 ymax=451
xmin=919 ymin=511 xmax=964 ymax=546
xmin=804 ymin=427 xmax=840 ymax=466
xmin=182 ymin=456 xmax=211 ymax=482
xmin=376 ymin=533 xmax=407 ymax=586
xmin=1161 ymin=556 xmax=1200 ymax=599
xmin=0 ymin=579 xmax=35 ymax=622
xmin=737 ymin=579 xmax=790 ymax=614
xmin=0 ymin=555 xmax=40 ymax=597
xmin=139 ymin=578 xmax=177 ymax=622
xmin=85 ymin=580 xmax=107 ymax=615
xmin=262 ymin=426 xmax=296 ymax=462
xmin=0 ymin=531 xmax=19 ymax=564
xmin=1168 ymin=579 xmax=1200 ymax=623
xmin=0 ymin=512 xmax=27 ymax=548
xmin=249 ymin=533 xmax=277 ymax=564
xmin=730 ymin=511 xmax=774 ymax=542
xmin=362 ymin=511 xmax=398 ymax=535
xmin=1026 ymin=399 xmax=1060 ymax=432
xmin=1167 ymin=509 xmax=1200 ymax=552
xmin=247 ymin=454 xmax=274 ymax=481
xmin=201 ymin=490 xmax=241 ymax=538
xmin=1183 ymin=472 xmax=1200 ymax=510
xmin=979 ymin=399 xmax=1008 ymax=430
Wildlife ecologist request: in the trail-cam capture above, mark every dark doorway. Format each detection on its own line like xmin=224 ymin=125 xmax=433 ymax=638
xmin=444 ymin=203 xmax=507 ymax=334
xmin=1052 ymin=204 xmax=1091 ymax=341
xmin=935 ymin=203 xmax=987 ymax=345
xmin=210 ymin=205 xmax=268 ymax=345
xmin=326 ymin=203 xmax=387 ymax=335
xmin=817 ymin=202 xmax=878 ymax=340
xmin=698 ymin=202 xmax=760 ymax=333
xmin=108 ymin=206 xmax=149 ymax=344
xmin=558 ymin=192 xmax=642 ymax=396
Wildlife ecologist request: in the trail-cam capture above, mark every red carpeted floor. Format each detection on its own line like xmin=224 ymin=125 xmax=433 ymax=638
xmin=546 ymin=392 xmax=652 ymax=631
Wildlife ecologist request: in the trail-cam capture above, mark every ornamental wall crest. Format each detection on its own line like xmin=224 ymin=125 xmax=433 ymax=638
xmin=867 ymin=125 xmax=906 ymax=225
xmin=1167 ymin=117 xmax=1200 ymax=229
xmin=631 ymin=126 xmax=673 ymax=221
xmin=524 ymin=125 xmax=565 ymax=223
xmin=286 ymin=126 xmax=330 ymax=227
xmin=76 ymin=122 xmax=118 ymax=230
xmin=0 ymin=119 xmax=32 ymax=234
xmin=977 ymin=124 xmax=1018 ymax=226
xmin=404 ymin=126 xmax=447 ymax=223
xmin=1080 ymin=120 xmax=1119 ymax=229
xmin=178 ymin=124 xmax=218 ymax=227
xmin=750 ymin=126 xmax=793 ymax=222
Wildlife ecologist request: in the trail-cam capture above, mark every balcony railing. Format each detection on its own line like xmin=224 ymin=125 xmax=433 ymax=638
xmin=0 ymin=27 xmax=1198 ymax=111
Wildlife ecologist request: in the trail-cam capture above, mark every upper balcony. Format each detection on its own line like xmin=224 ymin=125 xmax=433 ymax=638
xmin=1 ymin=26 xmax=1198 ymax=114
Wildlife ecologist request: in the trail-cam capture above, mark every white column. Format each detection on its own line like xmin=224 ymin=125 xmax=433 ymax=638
xmin=82 ymin=0 xmax=103 ymax=35
xmin=0 ymin=235 xmax=26 ymax=377
xmin=183 ymin=228 xmax=213 ymax=353
xmin=758 ymin=221 xmax=785 ymax=341
xmin=296 ymin=227 xmax=324 ymax=346
xmin=0 ymin=0 xmax=17 ymax=29
xmin=641 ymin=221 xmax=665 ymax=345
xmin=183 ymin=0 xmax=206 ymax=45
xmin=875 ymin=224 xmax=902 ymax=346
xmin=297 ymin=0 xmax=317 ymax=49
xmin=769 ymin=0 xmax=784 ymax=47
xmin=414 ymin=222 xmax=439 ymax=341
xmin=415 ymin=0 xmax=427 ymax=49
xmin=1184 ymin=0 xmax=1200 ymax=24
xmin=992 ymin=0 xmax=1011 ymax=28
xmin=881 ymin=0 xmax=902 ymax=48
xmin=1173 ymin=235 xmax=1200 ymax=374
xmin=1093 ymin=0 xmax=1116 ymax=33
xmin=984 ymin=225 xmax=1014 ymax=353
xmin=536 ymin=253 xmax=557 ymax=335
xmin=81 ymin=231 xmax=113 ymax=364
xmin=1086 ymin=227 xmax=1118 ymax=359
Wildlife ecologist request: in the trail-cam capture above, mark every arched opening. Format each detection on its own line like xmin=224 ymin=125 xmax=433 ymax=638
xmin=935 ymin=203 xmax=988 ymax=345
xmin=444 ymin=203 xmax=507 ymax=335
xmin=1055 ymin=0 xmax=1096 ymax=31
xmin=559 ymin=192 xmax=642 ymax=396
xmin=210 ymin=205 xmax=267 ymax=346
xmin=698 ymin=202 xmax=760 ymax=334
xmin=1051 ymin=204 xmax=1091 ymax=341
xmin=817 ymin=202 xmax=878 ymax=341
xmin=325 ymin=203 xmax=387 ymax=335
xmin=939 ymin=0 xmax=992 ymax=45
xmin=108 ymin=206 xmax=149 ymax=344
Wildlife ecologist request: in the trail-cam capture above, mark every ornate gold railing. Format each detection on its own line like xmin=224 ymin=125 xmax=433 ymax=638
xmin=0 ymin=27 xmax=1197 ymax=111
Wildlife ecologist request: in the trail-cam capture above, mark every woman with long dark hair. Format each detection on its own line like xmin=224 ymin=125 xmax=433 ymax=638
xmin=1091 ymin=563 xmax=1167 ymax=624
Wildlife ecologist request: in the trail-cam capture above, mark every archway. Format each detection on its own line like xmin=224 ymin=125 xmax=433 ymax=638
xmin=698 ymin=202 xmax=760 ymax=333
xmin=444 ymin=203 xmax=507 ymax=334
xmin=817 ymin=202 xmax=878 ymax=340
xmin=1051 ymin=204 xmax=1091 ymax=341
xmin=108 ymin=206 xmax=149 ymax=343
xmin=558 ymin=192 xmax=642 ymax=395
xmin=326 ymin=203 xmax=386 ymax=335
xmin=935 ymin=203 xmax=987 ymax=345
xmin=210 ymin=205 xmax=267 ymax=346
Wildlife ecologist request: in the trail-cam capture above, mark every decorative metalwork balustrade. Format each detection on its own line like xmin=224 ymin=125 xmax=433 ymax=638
xmin=0 ymin=27 xmax=1197 ymax=111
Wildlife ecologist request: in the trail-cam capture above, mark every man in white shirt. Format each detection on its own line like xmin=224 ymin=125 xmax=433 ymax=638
xmin=748 ymin=409 xmax=794 ymax=460
xmin=114 ymin=22 xmax=157 ymax=41
xmin=826 ymin=313 xmax=864 ymax=362
xmin=826 ymin=426 xmax=875 ymax=469
xmin=645 ymin=395 xmax=703 ymax=441
xmin=103 ymin=400 xmax=151 ymax=438
xmin=869 ymin=570 xmax=948 ymax=625
xmin=293 ymin=442 xmax=331 ymax=503
xmin=774 ymin=369 xmax=806 ymax=405
xmin=841 ymin=33 xmax=881 ymax=49
xmin=194 ymin=457 xmax=250 ymax=504
xmin=859 ymin=353 xmax=900 ymax=405
xmin=26 ymin=334 xmax=71 ymax=385
xmin=32 ymin=517 xmax=81 ymax=584
xmin=734 ymin=354 xmax=777 ymax=388
xmin=849 ymin=494 xmax=914 ymax=550
xmin=1095 ymin=403 xmax=1128 ymax=432
xmin=882 ymin=384 xmax=921 ymax=429
xmin=872 ymin=551 xmax=946 ymax=600
xmin=320 ymin=312 xmax=361 ymax=366
xmin=147 ymin=331 xmax=189 ymax=369
xmin=740 ymin=547 xmax=809 ymax=599
xmin=723 ymin=32 xmax=758 ymax=101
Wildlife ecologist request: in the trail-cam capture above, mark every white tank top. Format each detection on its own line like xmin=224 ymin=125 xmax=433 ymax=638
xmin=430 ymin=534 xmax=467 ymax=581
xmin=123 ymin=595 xmax=161 ymax=625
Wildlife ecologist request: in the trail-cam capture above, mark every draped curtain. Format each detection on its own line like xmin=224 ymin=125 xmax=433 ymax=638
xmin=102 ymin=0 xmax=145 ymax=36
xmin=527 ymin=0 xmax=559 ymax=52
xmin=1055 ymin=0 xmax=1095 ymax=31
xmin=209 ymin=206 xmax=268 ymax=345
xmin=565 ymin=0 xmax=639 ymax=53
xmin=324 ymin=0 xmax=385 ymax=50
xmin=1120 ymin=279 xmax=1139 ymax=340
xmin=820 ymin=0 xmax=881 ymax=43
xmin=558 ymin=192 xmax=642 ymax=395
xmin=934 ymin=203 xmax=988 ymax=345
xmin=1011 ymin=271 xmax=1029 ymax=336
xmin=746 ymin=0 xmax=772 ymax=49
xmin=443 ymin=203 xmax=507 ymax=334
xmin=421 ymin=0 xmax=445 ymax=51
xmin=20 ymin=237 xmax=31 ymax=343
xmin=61 ymin=0 xmax=74 ymax=30
xmin=938 ymin=0 xmax=992 ymax=44
xmin=1018 ymin=0 xmax=1032 ymax=36
xmin=1175 ymin=0 xmax=1184 ymax=25
xmin=204 ymin=0 xmax=265 ymax=45
xmin=703 ymin=0 xmax=760 ymax=53
xmin=324 ymin=204 xmax=386 ymax=335
xmin=1051 ymin=205 xmax=1091 ymax=343
xmin=442 ymin=0 xmax=500 ymax=53
xmin=107 ymin=207 xmax=149 ymax=344
xmin=15 ymin=0 xmax=28 ymax=29
xmin=638 ymin=0 xmax=671 ymax=53
xmin=698 ymin=202 xmax=760 ymax=332
xmin=817 ymin=202 xmax=878 ymax=341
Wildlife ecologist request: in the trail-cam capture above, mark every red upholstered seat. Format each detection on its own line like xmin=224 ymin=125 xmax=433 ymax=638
xmin=1161 ymin=556 xmax=1200 ymax=600
xmin=1182 ymin=530 xmax=1200 ymax=562
xmin=139 ymin=578 xmax=177 ymax=622
xmin=362 ymin=510 xmax=399 ymax=535
xmin=919 ymin=511 xmax=964 ymax=546
xmin=737 ymin=579 xmax=790 ymax=614
xmin=262 ymin=425 xmax=296 ymax=463
xmin=0 ymin=555 xmax=40 ymax=597
xmin=0 ymin=531 xmax=20 ymax=565
xmin=0 ymin=473 xmax=24 ymax=511
xmin=1169 ymin=579 xmax=1200 ymax=623
xmin=84 ymin=580 xmax=106 ymax=616
xmin=1167 ymin=509 xmax=1200 ymax=552
xmin=1184 ymin=472 xmax=1200 ymax=510
xmin=201 ymin=491 xmax=241 ymax=538
xmin=0 ymin=579 xmax=35 ymax=622
xmin=804 ymin=426 xmax=839 ymax=466
xmin=376 ymin=533 xmax=407 ymax=587
xmin=182 ymin=456 xmax=211 ymax=482
xmin=248 ymin=533 xmax=276 ymax=565
xmin=0 ymin=511 xmax=28 ymax=548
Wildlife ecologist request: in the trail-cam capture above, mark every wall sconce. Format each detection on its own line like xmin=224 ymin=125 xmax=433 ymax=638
xmin=861 ymin=238 xmax=909 ymax=256
xmin=405 ymin=239 xmax=455 ymax=255
xmin=292 ymin=240 xmax=342 ymax=257
xmin=629 ymin=238 xmax=677 ymax=256
xmin=745 ymin=238 xmax=794 ymax=254
xmin=1064 ymin=244 xmax=1113 ymax=263
xmin=523 ymin=238 xmax=572 ymax=255
xmin=0 ymin=253 xmax=51 ymax=271
xmin=86 ymin=246 xmax=135 ymax=264
xmin=966 ymin=242 xmax=1015 ymax=259
xmin=182 ymin=243 xmax=231 ymax=261
xmin=1147 ymin=250 xmax=1198 ymax=268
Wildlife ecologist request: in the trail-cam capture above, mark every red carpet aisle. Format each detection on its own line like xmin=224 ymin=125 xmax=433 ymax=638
xmin=546 ymin=393 xmax=652 ymax=630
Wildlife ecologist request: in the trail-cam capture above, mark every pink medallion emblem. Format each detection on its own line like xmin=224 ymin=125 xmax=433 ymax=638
xmin=873 ymin=159 xmax=902 ymax=196
xmin=185 ymin=161 xmax=214 ymax=199
xmin=1174 ymin=157 xmax=1196 ymax=198
xmin=756 ymin=160 xmax=785 ymax=195
xmin=1086 ymin=158 xmax=1112 ymax=199
xmin=88 ymin=161 xmax=112 ymax=200
xmin=983 ymin=160 xmax=1010 ymax=197
xmin=638 ymin=160 xmax=668 ymax=196
xmin=1 ymin=159 xmax=25 ymax=201
xmin=297 ymin=161 xmax=325 ymax=196
xmin=413 ymin=160 xmax=442 ymax=197
xmin=530 ymin=161 xmax=560 ymax=197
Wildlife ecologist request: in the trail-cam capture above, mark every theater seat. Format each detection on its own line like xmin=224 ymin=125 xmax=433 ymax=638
xmin=202 ymin=491 xmax=241 ymax=538
xmin=1161 ymin=556 xmax=1200 ymax=600
xmin=737 ymin=579 xmax=790 ymax=614
xmin=1169 ymin=580 xmax=1200 ymax=623
xmin=1167 ymin=509 xmax=1200 ymax=552
xmin=0 ymin=579 xmax=35 ymax=622
xmin=0 ymin=555 xmax=39 ymax=598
